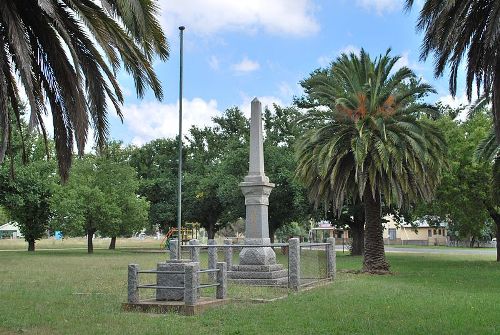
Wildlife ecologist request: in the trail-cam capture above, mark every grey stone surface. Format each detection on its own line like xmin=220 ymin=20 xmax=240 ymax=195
xmin=227 ymin=269 xmax=287 ymax=279
xmin=169 ymin=239 xmax=178 ymax=260
xmin=208 ymin=239 xmax=217 ymax=281
xmin=156 ymin=261 xmax=185 ymax=301
xmin=239 ymin=246 xmax=276 ymax=265
xmin=229 ymin=277 xmax=288 ymax=286
xmin=223 ymin=239 xmax=233 ymax=269
xmin=288 ymin=238 xmax=300 ymax=290
xmin=216 ymin=262 xmax=227 ymax=299
xmin=327 ymin=237 xmax=336 ymax=280
xmin=189 ymin=239 xmax=200 ymax=263
xmin=183 ymin=262 xmax=199 ymax=306
xmin=128 ymin=264 xmax=139 ymax=303
xmin=238 ymin=98 xmax=277 ymax=267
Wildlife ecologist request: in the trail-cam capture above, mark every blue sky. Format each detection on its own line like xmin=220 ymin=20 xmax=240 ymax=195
xmin=108 ymin=0 xmax=469 ymax=146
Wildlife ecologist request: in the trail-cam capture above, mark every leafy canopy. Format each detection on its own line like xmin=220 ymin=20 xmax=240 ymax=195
xmin=0 ymin=0 xmax=168 ymax=180
xmin=296 ymin=49 xmax=447 ymax=212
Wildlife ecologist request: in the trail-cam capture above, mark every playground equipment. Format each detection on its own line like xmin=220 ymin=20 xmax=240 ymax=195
xmin=160 ymin=223 xmax=200 ymax=249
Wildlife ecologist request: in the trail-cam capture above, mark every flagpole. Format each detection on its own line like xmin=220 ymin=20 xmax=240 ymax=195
xmin=177 ymin=26 xmax=185 ymax=259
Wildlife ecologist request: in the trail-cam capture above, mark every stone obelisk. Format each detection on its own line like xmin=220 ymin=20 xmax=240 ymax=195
xmin=239 ymin=98 xmax=276 ymax=265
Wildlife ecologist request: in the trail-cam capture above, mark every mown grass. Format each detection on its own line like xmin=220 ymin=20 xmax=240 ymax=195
xmin=0 ymin=243 xmax=499 ymax=335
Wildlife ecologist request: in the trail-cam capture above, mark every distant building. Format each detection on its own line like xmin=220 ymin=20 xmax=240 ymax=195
xmin=309 ymin=220 xmax=350 ymax=244
xmin=383 ymin=216 xmax=448 ymax=246
xmin=0 ymin=222 xmax=22 ymax=239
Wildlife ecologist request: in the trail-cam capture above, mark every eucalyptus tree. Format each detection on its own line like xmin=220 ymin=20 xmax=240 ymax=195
xmin=296 ymin=50 xmax=446 ymax=273
xmin=0 ymin=0 xmax=168 ymax=180
xmin=405 ymin=0 xmax=500 ymax=142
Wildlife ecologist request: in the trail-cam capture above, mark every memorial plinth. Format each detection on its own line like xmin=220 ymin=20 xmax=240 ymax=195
xmin=228 ymin=98 xmax=287 ymax=285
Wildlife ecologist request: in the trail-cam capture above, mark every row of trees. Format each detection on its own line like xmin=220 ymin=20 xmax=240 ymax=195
xmin=0 ymin=130 xmax=149 ymax=253
xmin=2 ymin=93 xmax=496 ymax=267
xmin=0 ymin=0 xmax=498 ymax=271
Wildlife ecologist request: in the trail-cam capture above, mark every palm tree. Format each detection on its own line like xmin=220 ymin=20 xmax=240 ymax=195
xmin=405 ymin=0 xmax=500 ymax=144
xmin=0 ymin=0 xmax=168 ymax=180
xmin=296 ymin=50 xmax=446 ymax=273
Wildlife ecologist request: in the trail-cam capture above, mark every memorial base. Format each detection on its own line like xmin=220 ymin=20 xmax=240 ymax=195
xmin=228 ymin=264 xmax=288 ymax=286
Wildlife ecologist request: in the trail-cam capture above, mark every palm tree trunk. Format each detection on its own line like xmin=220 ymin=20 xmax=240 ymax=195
xmin=493 ymin=60 xmax=500 ymax=143
xmin=362 ymin=188 xmax=389 ymax=273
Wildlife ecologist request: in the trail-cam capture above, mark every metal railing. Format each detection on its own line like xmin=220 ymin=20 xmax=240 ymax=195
xmin=127 ymin=262 xmax=227 ymax=306
xmin=170 ymin=237 xmax=336 ymax=291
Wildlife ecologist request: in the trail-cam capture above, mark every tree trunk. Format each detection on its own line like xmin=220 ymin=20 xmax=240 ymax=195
xmin=349 ymin=213 xmax=365 ymax=256
xmin=109 ymin=236 xmax=116 ymax=250
xmin=87 ymin=230 xmax=95 ymax=254
xmin=362 ymin=189 xmax=389 ymax=273
xmin=269 ymin=224 xmax=278 ymax=243
xmin=27 ymin=238 xmax=35 ymax=252
xmin=492 ymin=59 xmax=500 ymax=142
xmin=207 ymin=222 xmax=215 ymax=240
xmin=470 ymin=236 xmax=475 ymax=249
xmin=350 ymin=223 xmax=364 ymax=256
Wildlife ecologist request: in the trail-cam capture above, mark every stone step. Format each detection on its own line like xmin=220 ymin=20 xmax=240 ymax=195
xmin=227 ymin=269 xmax=288 ymax=279
xmin=230 ymin=264 xmax=285 ymax=272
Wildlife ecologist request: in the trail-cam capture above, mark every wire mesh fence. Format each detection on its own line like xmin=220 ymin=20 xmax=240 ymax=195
xmin=299 ymin=245 xmax=328 ymax=287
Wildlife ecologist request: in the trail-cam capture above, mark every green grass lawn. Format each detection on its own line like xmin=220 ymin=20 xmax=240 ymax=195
xmin=0 ymin=243 xmax=499 ymax=335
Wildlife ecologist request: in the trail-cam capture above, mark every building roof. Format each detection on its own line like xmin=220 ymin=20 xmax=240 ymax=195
xmin=401 ymin=220 xmax=448 ymax=229
xmin=0 ymin=222 xmax=20 ymax=232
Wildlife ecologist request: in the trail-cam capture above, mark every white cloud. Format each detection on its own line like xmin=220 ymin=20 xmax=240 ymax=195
xmin=159 ymin=0 xmax=319 ymax=37
xmin=318 ymin=45 xmax=361 ymax=67
xmin=393 ymin=51 xmax=425 ymax=72
xmin=232 ymin=57 xmax=260 ymax=74
xmin=208 ymin=55 xmax=220 ymax=71
xmin=122 ymin=98 xmax=222 ymax=145
xmin=438 ymin=93 xmax=470 ymax=109
xmin=339 ymin=45 xmax=361 ymax=56
xmin=356 ymin=0 xmax=403 ymax=15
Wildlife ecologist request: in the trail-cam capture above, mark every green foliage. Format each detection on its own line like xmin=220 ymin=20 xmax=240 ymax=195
xmin=413 ymin=109 xmax=495 ymax=242
xmin=51 ymin=154 xmax=148 ymax=249
xmin=183 ymin=108 xmax=249 ymax=238
xmin=406 ymin=0 xmax=500 ymax=140
xmin=0 ymin=0 xmax=168 ymax=180
xmin=264 ymin=106 xmax=311 ymax=238
xmin=275 ymin=222 xmax=308 ymax=242
xmin=0 ymin=161 xmax=56 ymax=248
xmin=296 ymin=49 xmax=446 ymax=271
xmin=296 ymin=49 xmax=446 ymax=213
xmin=0 ymin=206 xmax=8 ymax=225
xmin=129 ymin=138 xmax=179 ymax=232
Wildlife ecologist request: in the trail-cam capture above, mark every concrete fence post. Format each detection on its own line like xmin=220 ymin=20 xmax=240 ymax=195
xmin=127 ymin=264 xmax=139 ymax=303
xmin=216 ymin=262 xmax=227 ymax=299
xmin=208 ymin=239 xmax=217 ymax=281
xmin=223 ymin=239 xmax=233 ymax=269
xmin=326 ymin=237 xmax=336 ymax=280
xmin=184 ymin=262 xmax=199 ymax=306
xmin=189 ymin=239 xmax=200 ymax=262
xmin=169 ymin=239 xmax=178 ymax=260
xmin=288 ymin=238 xmax=300 ymax=290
